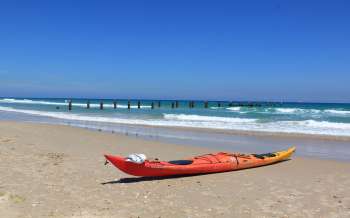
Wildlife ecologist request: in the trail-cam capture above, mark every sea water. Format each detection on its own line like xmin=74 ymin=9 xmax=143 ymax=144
xmin=0 ymin=98 xmax=350 ymax=160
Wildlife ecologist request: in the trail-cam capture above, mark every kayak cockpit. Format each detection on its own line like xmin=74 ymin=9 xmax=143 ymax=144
xmin=168 ymin=160 xmax=193 ymax=165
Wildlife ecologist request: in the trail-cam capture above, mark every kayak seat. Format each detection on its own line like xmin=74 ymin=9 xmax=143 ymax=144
xmin=263 ymin=153 xmax=277 ymax=157
xmin=253 ymin=153 xmax=277 ymax=159
xmin=168 ymin=160 xmax=193 ymax=165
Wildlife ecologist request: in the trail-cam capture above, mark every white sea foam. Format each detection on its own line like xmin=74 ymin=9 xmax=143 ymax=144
xmin=275 ymin=120 xmax=350 ymax=130
xmin=163 ymin=114 xmax=257 ymax=123
xmin=0 ymin=98 xmax=67 ymax=106
xmin=226 ymin=107 xmax=241 ymax=111
xmin=0 ymin=106 xmax=157 ymax=125
xmin=300 ymin=120 xmax=350 ymax=129
xmin=274 ymin=108 xmax=321 ymax=114
xmin=324 ymin=109 xmax=350 ymax=115
xmin=275 ymin=108 xmax=299 ymax=113
xmin=1 ymin=106 xmax=350 ymax=136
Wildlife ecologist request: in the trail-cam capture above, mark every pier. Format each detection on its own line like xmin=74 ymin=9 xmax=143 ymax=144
xmin=64 ymin=100 xmax=280 ymax=110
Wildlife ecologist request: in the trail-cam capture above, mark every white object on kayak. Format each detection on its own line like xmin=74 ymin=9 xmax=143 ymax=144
xmin=126 ymin=154 xmax=147 ymax=164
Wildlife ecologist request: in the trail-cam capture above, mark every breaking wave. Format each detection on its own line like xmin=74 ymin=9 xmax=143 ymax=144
xmin=163 ymin=114 xmax=257 ymax=123
xmin=324 ymin=109 xmax=350 ymax=115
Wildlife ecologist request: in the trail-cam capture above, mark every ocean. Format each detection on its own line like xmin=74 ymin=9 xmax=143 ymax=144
xmin=1 ymin=98 xmax=350 ymax=160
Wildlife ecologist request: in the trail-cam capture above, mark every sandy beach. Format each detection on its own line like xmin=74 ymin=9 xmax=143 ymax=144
xmin=2 ymin=0 xmax=350 ymax=217
xmin=0 ymin=121 xmax=349 ymax=218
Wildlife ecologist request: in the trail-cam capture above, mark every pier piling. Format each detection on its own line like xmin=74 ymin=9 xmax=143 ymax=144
xmin=87 ymin=101 xmax=90 ymax=109
xmin=128 ymin=100 xmax=131 ymax=110
xmin=204 ymin=101 xmax=208 ymax=108
xmin=100 ymin=102 xmax=103 ymax=110
xmin=175 ymin=101 xmax=179 ymax=108
xmin=151 ymin=102 xmax=154 ymax=109
xmin=138 ymin=101 xmax=141 ymax=109
xmin=171 ymin=102 xmax=175 ymax=109
xmin=158 ymin=101 xmax=161 ymax=108
xmin=68 ymin=100 xmax=72 ymax=111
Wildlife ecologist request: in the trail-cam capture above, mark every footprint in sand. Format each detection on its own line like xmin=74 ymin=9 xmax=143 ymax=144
xmin=39 ymin=152 xmax=67 ymax=166
xmin=0 ymin=138 xmax=12 ymax=143
xmin=0 ymin=191 xmax=6 ymax=200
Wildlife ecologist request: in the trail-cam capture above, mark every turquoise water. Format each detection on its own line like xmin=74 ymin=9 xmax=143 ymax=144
xmin=1 ymin=98 xmax=350 ymax=161
xmin=1 ymin=98 xmax=350 ymax=136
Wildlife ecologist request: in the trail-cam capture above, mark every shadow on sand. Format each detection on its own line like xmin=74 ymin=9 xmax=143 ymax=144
xmin=101 ymin=174 xmax=204 ymax=184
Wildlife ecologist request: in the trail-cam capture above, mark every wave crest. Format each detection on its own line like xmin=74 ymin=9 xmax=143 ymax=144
xmin=226 ymin=107 xmax=241 ymax=111
xmin=325 ymin=109 xmax=350 ymax=115
xmin=163 ymin=113 xmax=257 ymax=123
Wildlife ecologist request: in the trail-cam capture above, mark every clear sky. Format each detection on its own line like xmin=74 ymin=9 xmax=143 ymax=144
xmin=0 ymin=0 xmax=349 ymax=102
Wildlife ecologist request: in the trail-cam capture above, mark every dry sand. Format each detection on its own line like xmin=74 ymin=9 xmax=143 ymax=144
xmin=0 ymin=121 xmax=349 ymax=218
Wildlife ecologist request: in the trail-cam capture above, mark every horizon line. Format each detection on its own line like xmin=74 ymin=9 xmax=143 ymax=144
xmin=1 ymin=96 xmax=349 ymax=104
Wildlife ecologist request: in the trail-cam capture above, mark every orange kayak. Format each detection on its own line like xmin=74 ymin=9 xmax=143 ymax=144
xmin=104 ymin=147 xmax=295 ymax=177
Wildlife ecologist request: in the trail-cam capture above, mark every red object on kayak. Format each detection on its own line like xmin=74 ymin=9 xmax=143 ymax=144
xmin=104 ymin=147 xmax=295 ymax=177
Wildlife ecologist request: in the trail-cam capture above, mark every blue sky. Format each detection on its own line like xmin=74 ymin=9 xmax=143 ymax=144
xmin=0 ymin=0 xmax=349 ymax=102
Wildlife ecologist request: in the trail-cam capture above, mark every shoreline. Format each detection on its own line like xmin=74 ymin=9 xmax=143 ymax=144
xmin=127 ymin=122 xmax=350 ymax=142
xmin=0 ymin=121 xmax=349 ymax=163
xmin=2 ymin=119 xmax=350 ymax=161
xmin=2 ymin=112 xmax=350 ymax=141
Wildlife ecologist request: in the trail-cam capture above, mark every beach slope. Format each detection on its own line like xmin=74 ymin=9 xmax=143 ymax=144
xmin=0 ymin=122 xmax=349 ymax=218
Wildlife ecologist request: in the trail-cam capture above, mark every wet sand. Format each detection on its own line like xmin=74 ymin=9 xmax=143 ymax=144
xmin=0 ymin=121 xmax=349 ymax=218
xmin=143 ymin=124 xmax=350 ymax=141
